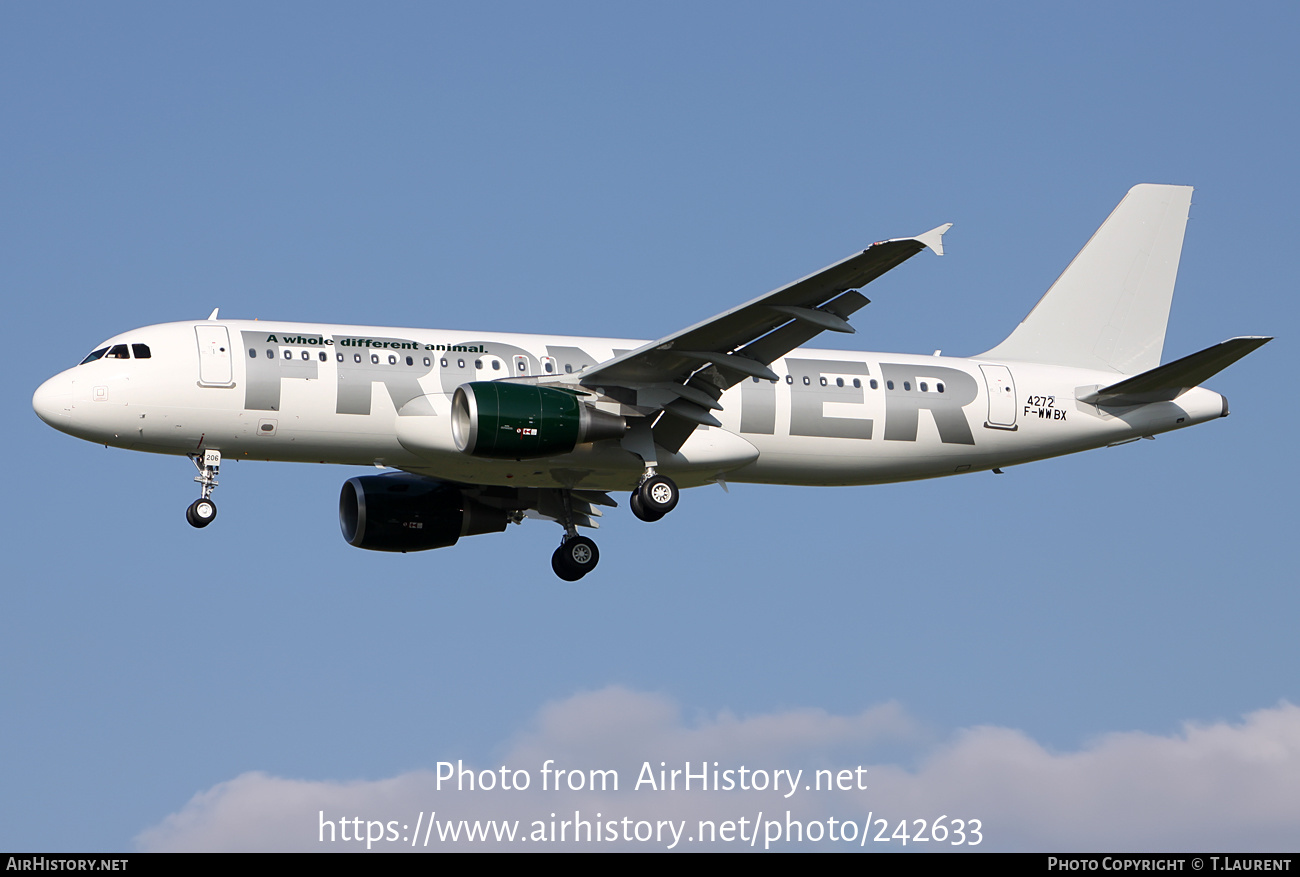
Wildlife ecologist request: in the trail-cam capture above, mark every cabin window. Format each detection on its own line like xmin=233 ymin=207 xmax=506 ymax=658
xmin=388 ymin=354 xmax=397 ymax=365
xmin=518 ymin=361 xmax=525 ymax=372
xmin=937 ymin=382 xmax=945 ymax=393
xmin=301 ymin=351 xmax=309 ymax=361
xmin=886 ymin=380 xmax=894 ymax=390
xmin=870 ymin=379 xmax=878 ymax=389
xmin=544 ymin=362 xmax=554 ymax=373
xmin=904 ymin=381 xmax=911 ymax=391
xmin=836 ymin=378 xmax=844 ymax=387
xmin=266 ymin=349 xmax=274 ymax=359
xmin=440 ymin=358 xmax=448 ymax=367
xmin=458 ymin=359 xmax=465 ymax=368
xmin=248 ymin=349 xmax=257 ymax=358
xmin=423 ymin=357 xmax=431 ymax=366
xmin=283 ymin=350 xmax=292 ymax=360
xmin=565 ymin=364 xmax=573 ymax=374
xmin=354 ymin=354 xmax=362 ymax=363
xmin=752 ymin=376 xmax=760 ymax=383
xmin=491 ymin=360 xmax=500 ymax=371
xmin=319 ymin=351 xmax=327 ymax=362
xmin=819 ymin=377 xmax=827 ymax=386
xmin=785 ymin=375 xmax=792 ymax=384
xmin=920 ymin=382 xmax=928 ymax=392
xmin=803 ymin=376 xmax=811 ymax=386
xmin=853 ymin=378 xmax=861 ymax=389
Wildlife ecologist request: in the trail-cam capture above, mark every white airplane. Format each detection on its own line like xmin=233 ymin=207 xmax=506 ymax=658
xmin=33 ymin=184 xmax=1269 ymax=580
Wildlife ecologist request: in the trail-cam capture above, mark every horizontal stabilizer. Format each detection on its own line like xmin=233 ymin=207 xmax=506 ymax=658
xmin=1079 ymin=336 xmax=1272 ymax=406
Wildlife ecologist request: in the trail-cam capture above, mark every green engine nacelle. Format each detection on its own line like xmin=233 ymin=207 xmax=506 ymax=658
xmin=451 ymin=382 xmax=627 ymax=459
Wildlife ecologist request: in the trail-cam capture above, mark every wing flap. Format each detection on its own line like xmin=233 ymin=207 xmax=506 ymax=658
xmin=663 ymin=398 xmax=723 ymax=428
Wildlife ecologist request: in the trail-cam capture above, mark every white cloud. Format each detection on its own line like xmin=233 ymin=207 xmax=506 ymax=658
xmin=136 ymin=689 xmax=1300 ymax=851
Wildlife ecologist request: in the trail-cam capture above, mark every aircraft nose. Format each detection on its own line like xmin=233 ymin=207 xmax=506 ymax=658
xmin=33 ymin=374 xmax=74 ymax=427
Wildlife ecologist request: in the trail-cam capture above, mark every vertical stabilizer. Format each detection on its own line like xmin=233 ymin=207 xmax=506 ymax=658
xmin=980 ymin=184 xmax=1193 ymax=375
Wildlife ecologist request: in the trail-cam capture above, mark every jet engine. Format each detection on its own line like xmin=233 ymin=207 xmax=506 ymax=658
xmin=339 ymin=473 xmax=508 ymax=552
xmin=451 ymin=382 xmax=626 ymax=459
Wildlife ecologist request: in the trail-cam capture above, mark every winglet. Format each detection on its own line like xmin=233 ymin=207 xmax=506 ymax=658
xmin=206 ymin=308 xmax=220 ymax=321
xmin=915 ymin=223 xmax=952 ymax=256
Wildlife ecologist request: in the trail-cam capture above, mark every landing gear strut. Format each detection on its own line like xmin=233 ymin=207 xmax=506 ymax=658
xmin=186 ymin=449 xmax=220 ymax=529
xmin=548 ymin=490 xmax=600 ymax=580
xmin=630 ymin=473 xmax=678 ymax=523
xmin=621 ymin=420 xmax=679 ymax=524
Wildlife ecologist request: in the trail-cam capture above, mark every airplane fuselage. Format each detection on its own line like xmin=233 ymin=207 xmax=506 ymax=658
xmin=30 ymin=185 xmax=1266 ymax=579
xmin=33 ymin=318 xmax=1229 ymax=492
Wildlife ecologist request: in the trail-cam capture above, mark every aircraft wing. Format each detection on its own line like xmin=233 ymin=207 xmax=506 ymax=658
xmin=575 ymin=224 xmax=951 ymax=451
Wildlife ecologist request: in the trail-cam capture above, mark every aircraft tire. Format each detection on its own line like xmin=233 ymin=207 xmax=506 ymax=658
xmin=187 ymin=498 xmax=217 ymax=529
xmin=639 ymin=475 xmax=679 ymax=516
xmin=552 ymin=536 xmax=598 ymax=580
xmin=629 ymin=489 xmax=664 ymax=523
xmin=551 ymin=549 xmax=578 ymax=580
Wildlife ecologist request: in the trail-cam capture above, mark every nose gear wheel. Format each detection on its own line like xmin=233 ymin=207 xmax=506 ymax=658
xmin=186 ymin=498 xmax=217 ymax=528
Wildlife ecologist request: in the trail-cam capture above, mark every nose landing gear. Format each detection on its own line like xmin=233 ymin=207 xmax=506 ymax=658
xmin=186 ymin=449 xmax=221 ymax=529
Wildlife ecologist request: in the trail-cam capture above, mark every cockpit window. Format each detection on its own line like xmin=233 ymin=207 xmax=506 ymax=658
xmin=81 ymin=342 xmax=153 ymax=364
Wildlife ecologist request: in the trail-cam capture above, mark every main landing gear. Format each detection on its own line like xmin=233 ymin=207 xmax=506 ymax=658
xmin=552 ymin=535 xmax=599 ymax=581
xmin=630 ymin=473 xmax=678 ymax=523
xmin=621 ymin=421 xmax=679 ymax=524
xmin=548 ymin=471 xmax=677 ymax=579
xmin=186 ymin=449 xmax=221 ymax=529
xmin=549 ymin=490 xmax=601 ymax=581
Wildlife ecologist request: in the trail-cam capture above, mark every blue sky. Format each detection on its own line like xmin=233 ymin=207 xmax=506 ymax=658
xmin=4 ymin=2 xmax=1297 ymax=851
